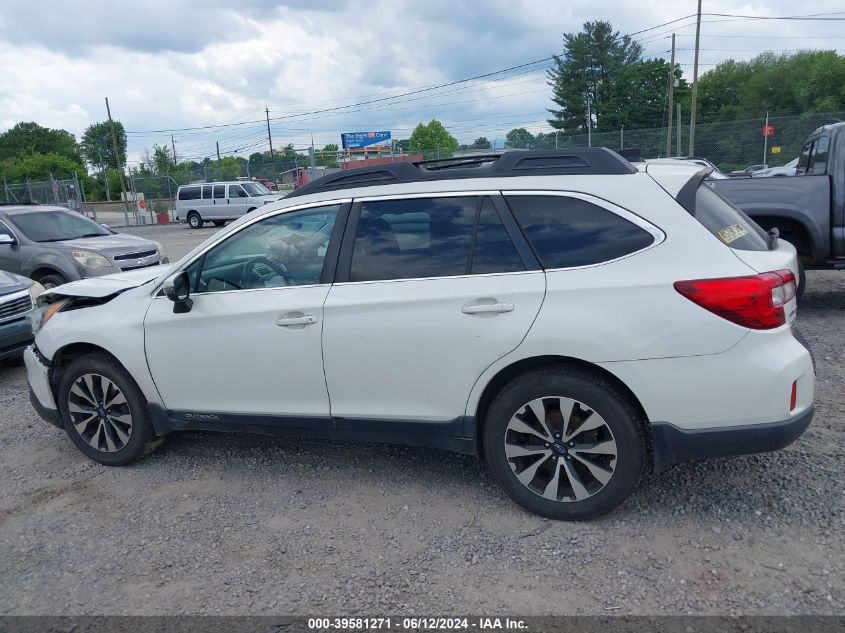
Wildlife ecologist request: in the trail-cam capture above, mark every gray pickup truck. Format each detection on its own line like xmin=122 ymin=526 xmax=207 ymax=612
xmin=712 ymin=122 xmax=844 ymax=275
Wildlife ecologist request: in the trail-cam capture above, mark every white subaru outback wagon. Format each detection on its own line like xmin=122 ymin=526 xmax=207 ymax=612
xmin=24 ymin=149 xmax=814 ymax=520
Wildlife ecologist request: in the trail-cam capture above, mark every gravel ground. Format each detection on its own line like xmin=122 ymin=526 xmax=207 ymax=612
xmin=0 ymin=224 xmax=842 ymax=615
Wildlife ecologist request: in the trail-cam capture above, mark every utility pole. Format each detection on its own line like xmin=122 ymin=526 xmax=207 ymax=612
xmin=309 ymin=132 xmax=317 ymax=179
xmin=677 ymin=104 xmax=682 ymax=157
xmin=216 ymin=141 xmax=221 ymax=180
xmin=266 ymin=107 xmax=275 ymax=160
xmin=666 ymin=33 xmax=676 ymax=157
xmin=105 ymin=97 xmax=130 ymax=225
xmin=586 ymin=94 xmax=592 ymax=148
xmin=171 ymin=134 xmax=177 ymax=164
xmin=688 ymin=0 xmax=702 ymax=156
xmin=620 ymin=126 xmax=624 ymax=150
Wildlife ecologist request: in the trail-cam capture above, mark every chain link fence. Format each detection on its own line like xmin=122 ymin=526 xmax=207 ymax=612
xmin=1 ymin=174 xmax=85 ymax=211
xmin=536 ymin=110 xmax=844 ymax=170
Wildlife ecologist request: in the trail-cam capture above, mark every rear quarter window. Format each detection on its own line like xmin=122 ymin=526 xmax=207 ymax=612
xmin=178 ymin=186 xmax=201 ymax=201
xmin=504 ymin=195 xmax=655 ymax=269
xmin=696 ymin=185 xmax=769 ymax=251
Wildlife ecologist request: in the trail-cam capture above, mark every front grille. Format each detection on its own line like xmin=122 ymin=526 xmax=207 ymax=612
xmin=0 ymin=293 xmax=32 ymax=322
xmin=119 ymin=261 xmax=161 ymax=272
xmin=113 ymin=249 xmax=158 ymax=261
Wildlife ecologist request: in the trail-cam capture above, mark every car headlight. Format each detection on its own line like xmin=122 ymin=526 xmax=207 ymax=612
xmin=72 ymin=250 xmax=111 ymax=269
xmin=28 ymin=282 xmax=46 ymax=303
xmin=29 ymin=299 xmax=69 ymax=336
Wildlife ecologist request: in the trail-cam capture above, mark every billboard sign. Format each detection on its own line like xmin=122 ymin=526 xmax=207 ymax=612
xmin=341 ymin=131 xmax=391 ymax=149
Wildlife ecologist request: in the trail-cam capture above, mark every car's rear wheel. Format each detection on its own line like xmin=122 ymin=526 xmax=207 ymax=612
xmin=484 ymin=367 xmax=646 ymax=520
xmin=57 ymin=353 xmax=161 ymax=466
xmin=38 ymin=273 xmax=67 ymax=289
xmin=187 ymin=212 xmax=203 ymax=229
xmin=796 ymin=260 xmax=806 ymax=301
xmin=212 ymin=220 xmax=226 ymax=227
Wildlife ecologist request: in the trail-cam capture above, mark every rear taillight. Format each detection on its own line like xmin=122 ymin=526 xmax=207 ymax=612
xmin=674 ymin=269 xmax=797 ymax=330
xmin=790 ymin=380 xmax=798 ymax=411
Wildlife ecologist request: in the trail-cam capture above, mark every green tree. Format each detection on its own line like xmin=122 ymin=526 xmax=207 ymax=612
xmin=0 ymin=122 xmax=81 ymax=163
xmin=0 ymin=151 xmax=86 ymax=182
xmin=408 ymin=120 xmax=459 ymax=156
xmin=393 ymin=139 xmax=410 ymax=153
xmin=470 ymin=137 xmax=492 ymax=149
xmin=317 ymin=144 xmax=339 ymax=168
xmin=80 ymin=120 xmax=127 ymax=170
xmin=505 ymin=128 xmax=535 ymax=149
xmin=547 ymin=20 xmax=643 ymax=133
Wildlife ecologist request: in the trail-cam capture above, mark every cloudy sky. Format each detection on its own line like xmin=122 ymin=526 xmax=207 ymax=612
xmin=0 ymin=0 xmax=843 ymax=164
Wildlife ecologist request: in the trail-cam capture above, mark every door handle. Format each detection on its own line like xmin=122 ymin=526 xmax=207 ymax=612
xmin=275 ymin=314 xmax=318 ymax=327
xmin=462 ymin=302 xmax=514 ymax=314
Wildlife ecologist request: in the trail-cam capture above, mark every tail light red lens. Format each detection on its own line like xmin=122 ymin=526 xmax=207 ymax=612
xmin=674 ymin=269 xmax=797 ymax=330
xmin=790 ymin=380 xmax=798 ymax=411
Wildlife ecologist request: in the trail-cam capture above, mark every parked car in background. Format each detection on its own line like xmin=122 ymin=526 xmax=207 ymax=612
xmin=175 ymin=181 xmax=282 ymax=228
xmin=26 ymin=149 xmax=812 ymax=521
xmin=0 ymin=271 xmax=43 ymax=365
xmin=713 ymin=122 xmax=845 ymax=275
xmin=0 ymin=205 xmax=168 ymax=289
xmin=728 ymin=164 xmax=768 ymax=177
xmin=752 ymin=157 xmax=799 ymax=178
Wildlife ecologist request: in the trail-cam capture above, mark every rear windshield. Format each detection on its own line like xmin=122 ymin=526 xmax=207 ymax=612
xmin=695 ymin=185 xmax=770 ymax=251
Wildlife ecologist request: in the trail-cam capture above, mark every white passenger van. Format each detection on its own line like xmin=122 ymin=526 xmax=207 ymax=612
xmin=175 ymin=182 xmax=282 ymax=228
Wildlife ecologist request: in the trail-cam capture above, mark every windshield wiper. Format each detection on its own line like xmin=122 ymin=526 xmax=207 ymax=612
xmin=37 ymin=237 xmax=75 ymax=242
xmin=76 ymin=232 xmax=108 ymax=238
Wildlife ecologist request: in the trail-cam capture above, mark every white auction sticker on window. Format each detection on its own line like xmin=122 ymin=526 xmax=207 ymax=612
xmin=717 ymin=223 xmax=749 ymax=244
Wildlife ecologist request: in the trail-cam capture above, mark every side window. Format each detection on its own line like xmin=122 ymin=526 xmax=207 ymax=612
xmin=195 ymin=204 xmax=340 ymax=293
xmin=809 ymin=137 xmax=830 ymax=175
xmin=213 ymin=184 xmax=226 ymax=199
xmin=505 ymin=195 xmax=655 ymax=269
xmin=178 ymin=186 xmax=200 ymax=201
xmin=229 ymin=184 xmax=247 ymax=198
xmin=471 ymin=198 xmax=525 ymax=274
xmin=202 ymin=185 xmax=213 ymax=200
xmin=797 ymin=141 xmax=813 ymax=174
xmin=350 ymin=196 xmax=477 ymax=282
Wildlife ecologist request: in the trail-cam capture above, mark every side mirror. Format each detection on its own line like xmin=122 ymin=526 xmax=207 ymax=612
xmin=163 ymin=271 xmax=193 ymax=314
xmin=0 ymin=233 xmax=16 ymax=246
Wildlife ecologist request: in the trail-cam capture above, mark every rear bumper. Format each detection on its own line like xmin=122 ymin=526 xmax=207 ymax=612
xmin=651 ymin=405 xmax=813 ymax=472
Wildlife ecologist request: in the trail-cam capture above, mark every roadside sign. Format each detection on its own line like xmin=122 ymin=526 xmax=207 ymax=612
xmin=341 ymin=131 xmax=391 ymax=149
xmin=762 ymin=125 xmax=775 ymax=137
xmin=771 ymin=146 xmax=782 ymax=154
xmin=137 ymin=199 xmax=146 ymax=211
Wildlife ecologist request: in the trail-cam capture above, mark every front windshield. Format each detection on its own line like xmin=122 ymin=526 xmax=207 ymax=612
xmin=8 ymin=209 xmax=111 ymax=242
xmin=242 ymin=182 xmax=271 ymax=196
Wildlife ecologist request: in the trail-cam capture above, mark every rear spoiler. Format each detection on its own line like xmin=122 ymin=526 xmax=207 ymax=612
xmin=675 ymin=166 xmax=713 ymax=216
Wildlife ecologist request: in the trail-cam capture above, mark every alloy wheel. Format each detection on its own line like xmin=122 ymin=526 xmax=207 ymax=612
xmin=504 ymin=396 xmax=618 ymax=502
xmin=67 ymin=373 xmax=133 ymax=452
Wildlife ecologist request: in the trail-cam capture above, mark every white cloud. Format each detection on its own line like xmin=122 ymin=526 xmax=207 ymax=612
xmin=0 ymin=0 xmax=842 ymax=161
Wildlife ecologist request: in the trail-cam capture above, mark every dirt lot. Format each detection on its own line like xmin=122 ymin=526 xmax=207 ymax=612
xmin=0 ymin=223 xmax=842 ymax=615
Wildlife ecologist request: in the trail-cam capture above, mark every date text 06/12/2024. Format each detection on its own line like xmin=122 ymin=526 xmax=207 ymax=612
xmin=306 ymin=617 xmax=528 ymax=630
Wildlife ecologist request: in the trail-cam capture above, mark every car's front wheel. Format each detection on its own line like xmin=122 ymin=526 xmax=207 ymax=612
xmin=56 ymin=353 xmax=161 ymax=466
xmin=484 ymin=367 xmax=646 ymax=520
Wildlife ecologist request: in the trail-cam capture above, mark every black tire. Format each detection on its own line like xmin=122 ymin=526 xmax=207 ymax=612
xmin=56 ymin=353 xmax=160 ymax=466
xmin=1 ymin=355 xmax=24 ymax=367
xmin=483 ymin=367 xmax=646 ymax=521
xmin=38 ymin=273 xmax=67 ymax=289
xmin=247 ymin=207 xmax=257 ymax=213
xmin=796 ymin=260 xmax=806 ymax=301
xmin=187 ymin=212 xmax=203 ymax=229
xmin=212 ymin=220 xmax=226 ymax=227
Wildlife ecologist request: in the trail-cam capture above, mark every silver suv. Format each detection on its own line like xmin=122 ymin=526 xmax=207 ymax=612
xmin=0 ymin=205 xmax=168 ymax=288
